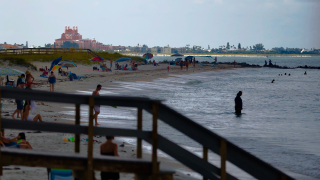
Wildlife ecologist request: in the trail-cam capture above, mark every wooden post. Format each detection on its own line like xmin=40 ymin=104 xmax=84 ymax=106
xmin=75 ymin=104 xmax=80 ymax=153
xmin=281 ymin=174 xmax=287 ymax=180
xmin=135 ymin=108 xmax=143 ymax=180
xmin=152 ymin=103 xmax=159 ymax=179
xmin=0 ymin=90 xmax=2 ymax=176
xmin=87 ymin=97 xmax=95 ymax=180
xmin=220 ymin=139 xmax=227 ymax=180
xmin=137 ymin=108 xmax=143 ymax=158
xmin=203 ymin=147 xmax=208 ymax=180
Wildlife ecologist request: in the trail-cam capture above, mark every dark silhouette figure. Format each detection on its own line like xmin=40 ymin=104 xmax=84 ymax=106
xmin=304 ymin=71 xmax=307 ymax=75
xmin=235 ymin=91 xmax=243 ymax=115
xmin=285 ymin=73 xmax=287 ymax=75
xmin=288 ymin=74 xmax=290 ymax=76
xmin=271 ymin=79 xmax=275 ymax=83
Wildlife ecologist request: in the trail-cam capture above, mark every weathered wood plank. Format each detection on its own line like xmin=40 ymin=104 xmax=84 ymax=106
xmin=1 ymin=148 xmax=152 ymax=174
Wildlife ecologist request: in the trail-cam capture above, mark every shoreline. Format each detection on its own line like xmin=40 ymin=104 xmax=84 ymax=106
xmin=0 ymin=62 xmax=245 ymax=180
xmin=123 ymin=53 xmax=320 ymax=57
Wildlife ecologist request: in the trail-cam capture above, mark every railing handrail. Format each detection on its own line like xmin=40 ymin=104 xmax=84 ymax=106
xmin=0 ymin=87 xmax=294 ymax=180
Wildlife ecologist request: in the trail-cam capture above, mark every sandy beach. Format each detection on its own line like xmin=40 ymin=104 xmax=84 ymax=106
xmin=1 ymin=61 xmax=247 ymax=180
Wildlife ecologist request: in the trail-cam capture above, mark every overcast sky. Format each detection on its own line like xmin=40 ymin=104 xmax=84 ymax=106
xmin=0 ymin=0 xmax=319 ymax=49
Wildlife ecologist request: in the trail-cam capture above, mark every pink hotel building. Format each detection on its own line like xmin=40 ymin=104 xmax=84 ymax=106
xmin=54 ymin=26 xmax=113 ymax=50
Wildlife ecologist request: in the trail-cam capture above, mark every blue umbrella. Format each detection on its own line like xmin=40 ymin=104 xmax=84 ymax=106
xmin=115 ymin=57 xmax=131 ymax=63
xmin=49 ymin=56 xmax=62 ymax=71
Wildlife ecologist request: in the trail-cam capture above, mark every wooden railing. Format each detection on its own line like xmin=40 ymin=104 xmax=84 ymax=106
xmin=0 ymin=48 xmax=91 ymax=55
xmin=0 ymin=87 xmax=294 ymax=180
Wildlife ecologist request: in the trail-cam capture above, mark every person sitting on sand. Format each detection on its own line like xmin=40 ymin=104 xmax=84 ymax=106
xmin=17 ymin=132 xmax=33 ymax=149
xmin=22 ymin=100 xmax=43 ymax=122
xmin=100 ymin=136 xmax=120 ymax=180
xmin=102 ymin=64 xmax=109 ymax=71
xmin=92 ymin=85 xmax=102 ymax=126
xmin=25 ymin=70 xmax=34 ymax=87
xmin=0 ymin=131 xmax=32 ymax=149
xmin=11 ymin=82 xmax=25 ymax=119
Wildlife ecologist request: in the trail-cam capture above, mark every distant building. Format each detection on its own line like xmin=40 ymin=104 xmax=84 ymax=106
xmin=0 ymin=43 xmax=17 ymax=49
xmin=54 ymin=26 xmax=112 ymax=50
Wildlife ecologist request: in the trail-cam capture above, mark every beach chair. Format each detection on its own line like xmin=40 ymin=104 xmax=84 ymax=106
xmin=47 ymin=168 xmax=73 ymax=180
xmin=6 ymin=75 xmax=15 ymax=87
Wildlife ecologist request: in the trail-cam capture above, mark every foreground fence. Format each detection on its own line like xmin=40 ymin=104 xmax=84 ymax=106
xmin=0 ymin=87 xmax=294 ymax=180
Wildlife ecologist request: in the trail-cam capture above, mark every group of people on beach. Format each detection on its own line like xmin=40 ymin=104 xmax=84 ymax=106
xmin=0 ymin=129 xmax=33 ymax=149
xmin=178 ymin=58 xmax=196 ymax=71
xmin=10 ymin=72 xmax=44 ymax=122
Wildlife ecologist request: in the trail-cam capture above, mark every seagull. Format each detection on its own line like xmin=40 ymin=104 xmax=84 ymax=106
xmin=120 ymin=142 xmax=125 ymax=147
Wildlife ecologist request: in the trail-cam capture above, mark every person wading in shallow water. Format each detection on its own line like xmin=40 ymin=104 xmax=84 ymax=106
xmin=235 ymin=91 xmax=243 ymax=115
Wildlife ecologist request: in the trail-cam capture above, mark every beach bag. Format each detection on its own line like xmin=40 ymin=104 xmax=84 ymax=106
xmin=47 ymin=168 xmax=73 ymax=180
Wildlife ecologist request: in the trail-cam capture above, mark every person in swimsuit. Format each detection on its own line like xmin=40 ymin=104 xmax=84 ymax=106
xmin=25 ymin=70 xmax=34 ymax=87
xmin=47 ymin=71 xmax=56 ymax=92
xmin=0 ymin=131 xmax=32 ymax=149
xmin=180 ymin=61 xmax=183 ymax=70
xmin=110 ymin=59 xmax=113 ymax=71
xmin=186 ymin=60 xmax=189 ymax=71
xmin=11 ymin=82 xmax=25 ymax=119
xmin=92 ymin=84 xmax=102 ymax=126
xmin=100 ymin=136 xmax=120 ymax=180
xmin=167 ymin=66 xmax=169 ymax=72
xmin=235 ymin=91 xmax=243 ymax=115
xmin=22 ymin=100 xmax=43 ymax=122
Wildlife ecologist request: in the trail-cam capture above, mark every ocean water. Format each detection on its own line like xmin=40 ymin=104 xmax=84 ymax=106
xmin=65 ymin=57 xmax=320 ymax=179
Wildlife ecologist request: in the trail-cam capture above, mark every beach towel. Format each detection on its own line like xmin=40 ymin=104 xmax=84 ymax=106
xmin=47 ymin=169 xmax=73 ymax=180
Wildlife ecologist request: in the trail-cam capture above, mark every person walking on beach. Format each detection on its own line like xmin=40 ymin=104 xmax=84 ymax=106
xmin=25 ymin=70 xmax=34 ymax=87
xmin=92 ymin=84 xmax=102 ymax=126
xmin=47 ymin=71 xmax=56 ymax=92
xmin=11 ymin=82 xmax=25 ymax=119
xmin=167 ymin=66 xmax=169 ymax=72
xmin=234 ymin=60 xmax=236 ymax=68
xmin=110 ymin=59 xmax=113 ymax=71
xmin=180 ymin=60 xmax=183 ymax=70
xmin=235 ymin=91 xmax=243 ymax=115
xmin=100 ymin=136 xmax=120 ymax=180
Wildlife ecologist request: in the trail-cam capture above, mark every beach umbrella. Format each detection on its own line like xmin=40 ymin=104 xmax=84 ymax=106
xmin=115 ymin=57 xmax=131 ymax=63
xmin=51 ymin=65 xmax=61 ymax=71
xmin=142 ymin=53 xmax=153 ymax=60
xmin=90 ymin=56 xmax=104 ymax=62
xmin=58 ymin=61 xmax=77 ymax=68
xmin=49 ymin=56 xmax=62 ymax=71
xmin=0 ymin=67 xmax=24 ymax=76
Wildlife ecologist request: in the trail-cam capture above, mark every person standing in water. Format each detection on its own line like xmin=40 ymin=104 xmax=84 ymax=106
xmin=235 ymin=91 xmax=243 ymax=115
xmin=92 ymin=84 xmax=102 ymax=126
xmin=47 ymin=71 xmax=56 ymax=92
xmin=304 ymin=71 xmax=307 ymax=75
